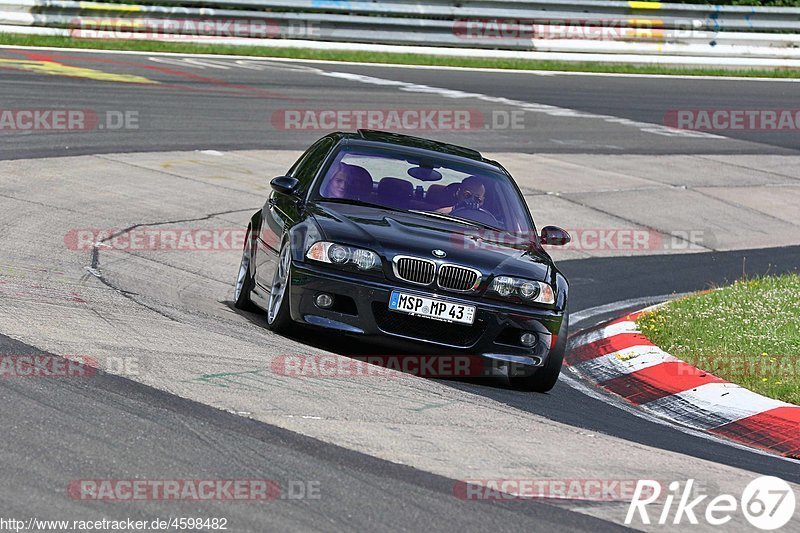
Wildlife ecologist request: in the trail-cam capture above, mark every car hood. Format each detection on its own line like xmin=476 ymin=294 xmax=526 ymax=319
xmin=310 ymin=202 xmax=551 ymax=281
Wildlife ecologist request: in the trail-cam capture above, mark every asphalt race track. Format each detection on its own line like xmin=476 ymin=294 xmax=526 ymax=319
xmin=1 ymin=46 xmax=799 ymax=532
xmin=1 ymin=47 xmax=799 ymax=159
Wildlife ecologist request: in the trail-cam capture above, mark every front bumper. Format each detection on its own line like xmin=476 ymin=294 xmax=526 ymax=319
xmin=288 ymin=261 xmax=565 ymax=371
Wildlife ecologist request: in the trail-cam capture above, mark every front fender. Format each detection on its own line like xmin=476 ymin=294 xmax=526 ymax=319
xmin=554 ymin=270 xmax=569 ymax=312
xmin=286 ymin=217 xmax=324 ymax=263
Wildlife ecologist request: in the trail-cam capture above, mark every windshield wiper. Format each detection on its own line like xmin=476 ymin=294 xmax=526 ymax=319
xmin=408 ymin=210 xmax=504 ymax=232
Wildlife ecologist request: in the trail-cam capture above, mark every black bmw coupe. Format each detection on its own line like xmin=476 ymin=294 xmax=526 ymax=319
xmin=234 ymin=130 xmax=571 ymax=392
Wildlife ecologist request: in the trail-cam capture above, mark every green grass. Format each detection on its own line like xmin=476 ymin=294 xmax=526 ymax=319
xmin=637 ymin=274 xmax=800 ymax=405
xmin=2 ymin=33 xmax=800 ymax=78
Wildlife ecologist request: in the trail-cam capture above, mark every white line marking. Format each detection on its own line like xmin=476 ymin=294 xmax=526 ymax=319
xmin=575 ymin=345 xmax=678 ymax=382
xmin=570 ymin=292 xmax=693 ymax=326
xmin=572 ymin=320 xmax=641 ymax=346
xmin=644 ymin=382 xmax=795 ymax=430
xmin=314 ymin=70 xmax=722 ymax=139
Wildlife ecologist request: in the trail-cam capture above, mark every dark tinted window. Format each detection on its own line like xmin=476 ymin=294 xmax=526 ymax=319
xmin=288 ymin=137 xmax=334 ymax=192
xmin=315 ymin=146 xmax=532 ymax=233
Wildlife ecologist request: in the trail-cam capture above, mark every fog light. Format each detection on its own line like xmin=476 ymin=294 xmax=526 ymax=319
xmin=520 ymin=332 xmax=537 ymax=347
xmin=315 ymin=293 xmax=334 ymax=309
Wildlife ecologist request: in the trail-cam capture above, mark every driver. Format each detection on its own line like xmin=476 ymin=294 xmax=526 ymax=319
xmin=437 ymin=176 xmax=486 ymax=214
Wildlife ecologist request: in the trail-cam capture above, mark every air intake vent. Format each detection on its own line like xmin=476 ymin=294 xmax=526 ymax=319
xmin=438 ymin=264 xmax=480 ymax=292
xmin=394 ymin=256 xmax=436 ymax=285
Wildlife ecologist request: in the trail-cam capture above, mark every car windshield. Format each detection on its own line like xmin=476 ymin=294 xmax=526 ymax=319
xmin=315 ymin=146 xmax=533 ymax=234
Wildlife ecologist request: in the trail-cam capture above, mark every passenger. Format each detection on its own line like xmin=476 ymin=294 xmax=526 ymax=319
xmin=324 ymin=165 xmax=351 ymax=199
xmin=323 ymin=163 xmax=374 ymax=200
xmin=437 ymin=176 xmax=486 ymax=214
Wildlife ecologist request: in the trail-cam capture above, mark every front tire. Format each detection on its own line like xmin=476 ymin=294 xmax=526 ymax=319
xmin=266 ymin=242 xmax=293 ymax=333
xmin=233 ymin=227 xmax=256 ymax=311
xmin=508 ymin=312 xmax=569 ymax=393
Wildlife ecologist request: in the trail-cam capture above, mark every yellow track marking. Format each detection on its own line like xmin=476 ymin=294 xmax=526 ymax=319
xmin=629 ymin=1 xmax=662 ymax=9
xmin=0 ymin=58 xmax=158 ymax=84
xmin=79 ymin=2 xmax=142 ymax=11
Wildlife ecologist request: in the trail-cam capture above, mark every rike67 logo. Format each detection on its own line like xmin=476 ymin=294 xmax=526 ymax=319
xmin=627 ymin=477 xmax=796 ymax=530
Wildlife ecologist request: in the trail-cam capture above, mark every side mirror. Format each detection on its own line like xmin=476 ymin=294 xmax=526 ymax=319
xmin=271 ymin=176 xmax=301 ymax=196
xmin=540 ymin=226 xmax=571 ymax=246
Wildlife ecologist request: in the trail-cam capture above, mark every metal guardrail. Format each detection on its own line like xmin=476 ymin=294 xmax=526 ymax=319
xmin=25 ymin=0 xmax=800 ymax=32
xmin=1 ymin=0 xmax=800 ymax=63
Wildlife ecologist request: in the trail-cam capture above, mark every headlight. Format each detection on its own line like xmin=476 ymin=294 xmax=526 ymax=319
xmin=351 ymin=248 xmax=380 ymax=270
xmin=488 ymin=276 xmax=554 ymax=305
xmin=328 ymin=244 xmax=349 ymax=264
xmin=306 ymin=242 xmax=381 ymax=271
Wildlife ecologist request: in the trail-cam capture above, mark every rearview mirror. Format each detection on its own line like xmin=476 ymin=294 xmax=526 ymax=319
xmin=271 ymin=176 xmax=301 ymax=196
xmin=540 ymin=226 xmax=571 ymax=246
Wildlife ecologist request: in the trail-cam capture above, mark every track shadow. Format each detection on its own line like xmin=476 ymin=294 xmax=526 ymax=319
xmin=221 ymin=299 xmax=800 ymax=483
xmin=222 ymin=299 xmax=520 ymax=386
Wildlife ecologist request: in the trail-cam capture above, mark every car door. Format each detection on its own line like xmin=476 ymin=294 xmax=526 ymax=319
xmin=254 ymin=137 xmax=335 ymax=292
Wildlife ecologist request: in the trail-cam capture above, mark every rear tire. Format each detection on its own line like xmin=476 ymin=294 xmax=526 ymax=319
xmin=508 ymin=312 xmax=569 ymax=393
xmin=233 ymin=227 xmax=256 ymax=311
xmin=266 ymin=242 xmax=294 ymax=334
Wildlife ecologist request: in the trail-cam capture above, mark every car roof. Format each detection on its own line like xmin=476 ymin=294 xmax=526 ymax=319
xmin=331 ymin=130 xmax=507 ymax=174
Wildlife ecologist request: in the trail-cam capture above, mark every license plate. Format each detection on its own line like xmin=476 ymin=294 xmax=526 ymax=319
xmin=388 ymin=291 xmax=476 ymax=325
